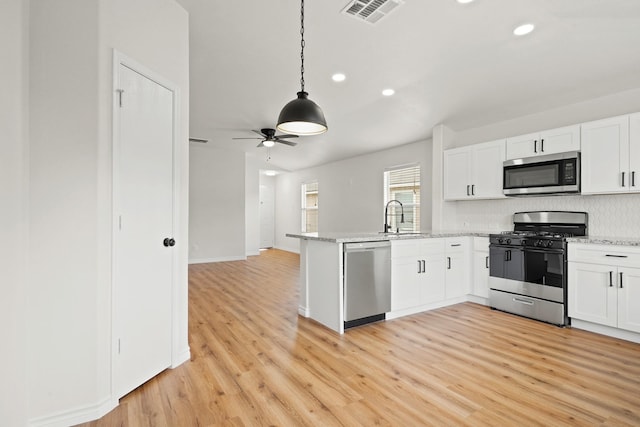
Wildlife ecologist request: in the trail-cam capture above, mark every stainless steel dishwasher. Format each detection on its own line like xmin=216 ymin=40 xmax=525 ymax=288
xmin=344 ymin=241 xmax=391 ymax=329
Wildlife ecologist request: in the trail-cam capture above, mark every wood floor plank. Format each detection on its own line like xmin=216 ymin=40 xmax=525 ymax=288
xmin=78 ymin=249 xmax=640 ymax=426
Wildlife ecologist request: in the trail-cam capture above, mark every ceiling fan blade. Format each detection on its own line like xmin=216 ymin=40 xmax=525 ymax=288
xmin=252 ymin=129 xmax=267 ymax=137
xmin=256 ymin=141 xmax=265 ymax=148
xmin=276 ymin=139 xmax=297 ymax=147
xmin=275 ymin=134 xmax=299 ymax=139
xmin=232 ymin=137 xmax=262 ymax=140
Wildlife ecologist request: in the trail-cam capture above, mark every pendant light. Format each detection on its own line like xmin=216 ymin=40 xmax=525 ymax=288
xmin=276 ymin=0 xmax=328 ymax=136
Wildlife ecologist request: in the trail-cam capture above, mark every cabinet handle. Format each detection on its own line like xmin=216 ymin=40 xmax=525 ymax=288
xmin=513 ymin=297 xmax=534 ymax=306
xmin=418 ymin=260 xmax=422 ymax=274
xmin=422 ymin=260 xmax=426 ymax=274
xmin=534 ymin=140 xmax=537 ymax=153
xmin=622 ymin=171 xmax=626 ymax=187
xmin=620 ymin=272 xmax=623 ymax=289
xmin=632 ymin=171 xmax=636 ymax=187
xmin=471 ymin=184 xmax=475 ymax=195
xmin=485 ymin=256 xmax=489 ymax=269
xmin=450 ymin=244 xmax=461 ymax=247
xmin=447 ymin=257 xmax=451 ymax=269
xmin=609 ymin=271 xmax=613 ymax=287
xmin=466 ymin=185 xmax=470 ymax=196
xmin=540 ymin=138 xmax=544 ymax=152
xmin=605 ymin=254 xmax=628 ymax=258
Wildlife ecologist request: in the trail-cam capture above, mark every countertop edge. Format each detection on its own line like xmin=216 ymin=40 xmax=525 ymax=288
xmin=285 ymin=231 xmax=491 ymax=243
xmin=567 ymin=236 xmax=640 ymax=247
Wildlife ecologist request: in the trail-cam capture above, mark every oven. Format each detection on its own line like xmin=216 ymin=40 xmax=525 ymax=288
xmin=503 ymin=151 xmax=580 ymax=196
xmin=488 ymin=211 xmax=588 ymax=326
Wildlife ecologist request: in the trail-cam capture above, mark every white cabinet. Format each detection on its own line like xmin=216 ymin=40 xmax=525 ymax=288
xmin=581 ymin=114 xmax=640 ymax=195
xmin=568 ymin=243 xmax=640 ymax=334
xmin=391 ymin=239 xmax=445 ymax=311
xmin=472 ymin=237 xmax=490 ymax=299
xmin=505 ymin=125 xmax=580 ymax=160
xmin=444 ymin=237 xmax=470 ymax=299
xmin=443 ymin=139 xmax=506 ymax=201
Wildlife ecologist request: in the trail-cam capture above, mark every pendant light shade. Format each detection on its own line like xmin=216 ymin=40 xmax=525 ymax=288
xmin=277 ymin=0 xmax=327 ymax=136
xmin=277 ymin=91 xmax=327 ymax=136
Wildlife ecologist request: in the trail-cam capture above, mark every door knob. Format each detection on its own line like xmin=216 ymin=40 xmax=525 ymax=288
xmin=163 ymin=238 xmax=176 ymax=247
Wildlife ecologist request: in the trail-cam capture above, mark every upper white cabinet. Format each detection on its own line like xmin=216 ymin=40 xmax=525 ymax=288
xmin=505 ymin=125 xmax=580 ymax=160
xmin=443 ymin=139 xmax=506 ymax=201
xmin=581 ymin=114 xmax=640 ymax=195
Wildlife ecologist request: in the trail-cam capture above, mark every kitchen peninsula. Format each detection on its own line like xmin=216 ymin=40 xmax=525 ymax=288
xmin=287 ymin=231 xmax=490 ymax=334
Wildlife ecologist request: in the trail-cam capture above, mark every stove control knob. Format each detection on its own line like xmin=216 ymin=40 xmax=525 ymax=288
xmin=506 ymin=238 xmax=511 ymax=245
xmin=498 ymin=238 xmax=504 ymax=244
xmin=536 ymin=240 xmax=543 ymax=247
xmin=546 ymin=240 xmax=554 ymax=248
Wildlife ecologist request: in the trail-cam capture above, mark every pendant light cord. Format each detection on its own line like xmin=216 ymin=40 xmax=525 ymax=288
xmin=300 ymin=0 xmax=305 ymax=93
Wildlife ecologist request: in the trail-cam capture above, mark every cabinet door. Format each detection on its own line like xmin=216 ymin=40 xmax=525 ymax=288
xmin=630 ymin=112 xmax=640 ymax=193
xmin=391 ymin=257 xmax=421 ymax=311
xmin=567 ymin=262 xmax=617 ymax=327
xmin=581 ymin=115 xmax=630 ymax=194
xmin=506 ymin=132 xmax=538 ymax=160
xmin=471 ymin=139 xmax=506 ymax=199
xmin=473 ymin=251 xmax=490 ymax=298
xmin=617 ymin=267 xmax=640 ymax=333
xmin=421 ymin=255 xmax=446 ymax=304
xmin=443 ymin=148 xmax=472 ymax=200
xmin=539 ymin=125 xmax=580 ymax=155
xmin=445 ymin=252 xmax=468 ymax=299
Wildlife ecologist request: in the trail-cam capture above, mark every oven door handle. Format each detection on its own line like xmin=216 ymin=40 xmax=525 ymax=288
xmin=523 ymin=248 xmax=564 ymax=255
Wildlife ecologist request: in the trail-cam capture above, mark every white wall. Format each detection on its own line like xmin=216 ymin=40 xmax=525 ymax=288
xmin=433 ymin=87 xmax=640 ymax=236
xmin=245 ymin=154 xmax=261 ymax=256
xmin=189 ymin=145 xmax=246 ymax=262
xmin=27 ymin=0 xmax=189 ymax=424
xmin=275 ymin=140 xmax=432 ymax=253
xmin=0 ymin=0 xmax=28 ymax=425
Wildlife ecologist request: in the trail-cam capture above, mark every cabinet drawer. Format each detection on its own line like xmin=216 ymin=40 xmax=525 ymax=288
xmin=445 ymin=237 xmax=468 ymax=252
xmin=473 ymin=236 xmax=490 ymax=252
xmin=421 ymin=238 xmax=446 ymax=254
xmin=568 ymin=243 xmax=640 ymax=267
xmin=391 ymin=239 xmax=421 ymax=259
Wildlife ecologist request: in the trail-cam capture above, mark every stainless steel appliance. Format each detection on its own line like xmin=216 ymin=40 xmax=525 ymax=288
xmin=489 ymin=211 xmax=588 ymax=326
xmin=503 ymin=151 xmax=580 ymax=196
xmin=344 ymin=241 xmax=391 ymax=329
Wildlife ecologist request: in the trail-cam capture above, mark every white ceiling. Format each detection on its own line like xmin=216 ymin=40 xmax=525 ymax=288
xmin=176 ymin=0 xmax=640 ymax=171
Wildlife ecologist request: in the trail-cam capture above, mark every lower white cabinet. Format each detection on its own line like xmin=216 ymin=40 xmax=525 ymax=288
xmin=568 ymin=244 xmax=640 ymax=334
xmin=472 ymin=237 xmax=490 ymax=298
xmin=391 ymin=239 xmax=445 ymax=311
xmin=444 ymin=237 xmax=470 ymax=299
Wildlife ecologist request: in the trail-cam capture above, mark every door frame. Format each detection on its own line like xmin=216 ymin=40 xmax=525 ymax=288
xmin=111 ymin=50 xmax=182 ymax=401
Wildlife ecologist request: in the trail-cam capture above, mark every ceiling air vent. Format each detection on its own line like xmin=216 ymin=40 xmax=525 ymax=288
xmin=341 ymin=0 xmax=404 ymax=24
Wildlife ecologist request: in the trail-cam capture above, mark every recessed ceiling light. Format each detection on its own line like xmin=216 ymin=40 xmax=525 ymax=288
xmin=513 ymin=23 xmax=535 ymax=36
xmin=382 ymin=88 xmax=395 ymax=96
xmin=263 ymin=140 xmax=275 ymax=148
xmin=264 ymin=170 xmax=277 ymax=176
xmin=457 ymin=0 xmax=474 ymax=4
xmin=332 ymin=73 xmax=346 ymax=82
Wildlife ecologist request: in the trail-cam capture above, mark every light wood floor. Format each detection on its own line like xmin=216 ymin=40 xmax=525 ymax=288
xmin=81 ymin=249 xmax=640 ymax=426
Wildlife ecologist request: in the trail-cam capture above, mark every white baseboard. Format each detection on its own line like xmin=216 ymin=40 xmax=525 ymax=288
xmin=172 ymin=346 xmax=191 ymax=368
xmin=298 ymin=305 xmax=309 ymax=317
xmin=274 ymin=244 xmax=300 ymax=254
xmin=246 ymin=250 xmax=260 ymax=257
xmin=570 ymin=319 xmax=640 ymax=344
xmin=29 ymin=396 xmax=116 ymax=427
xmin=188 ymin=255 xmax=246 ymax=264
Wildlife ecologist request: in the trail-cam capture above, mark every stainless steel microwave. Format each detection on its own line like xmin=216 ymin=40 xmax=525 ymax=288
xmin=503 ymin=151 xmax=580 ymax=196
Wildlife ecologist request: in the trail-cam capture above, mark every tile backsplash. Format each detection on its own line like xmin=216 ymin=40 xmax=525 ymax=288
xmin=443 ymin=193 xmax=640 ymax=237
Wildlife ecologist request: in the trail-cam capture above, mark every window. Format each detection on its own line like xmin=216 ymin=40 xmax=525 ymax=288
xmin=384 ymin=165 xmax=420 ymax=232
xmin=301 ymin=181 xmax=318 ymax=232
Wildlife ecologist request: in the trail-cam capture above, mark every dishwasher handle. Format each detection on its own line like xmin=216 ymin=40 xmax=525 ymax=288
xmin=344 ymin=241 xmax=392 ymax=252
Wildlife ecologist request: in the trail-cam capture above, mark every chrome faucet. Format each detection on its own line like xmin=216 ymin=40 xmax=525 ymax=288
xmin=384 ymin=200 xmax=405 ymax=233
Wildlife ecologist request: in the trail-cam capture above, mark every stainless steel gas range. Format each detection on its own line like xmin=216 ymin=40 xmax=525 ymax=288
xmin=488 ymin=211 xmax=588 ymax=326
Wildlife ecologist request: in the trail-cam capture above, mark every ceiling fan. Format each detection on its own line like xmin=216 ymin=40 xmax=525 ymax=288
xmin=232 ymin=128 xmax=298 ymax=148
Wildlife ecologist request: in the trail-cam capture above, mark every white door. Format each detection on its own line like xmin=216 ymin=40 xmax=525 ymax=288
xmin=506 ymin=132 xmax=538 ymax=160
xmin=629 ymin=112 xmax=640 ymax=192
xmin=443 ymin=148 xmax=471 ymax=200
xmin=581 ymin=115 xmax=630 ymax=194
xmin=617 ymin=266 xmax=640 ymax=333
xmin=472 ymin=139 xmax=506 ymax=199
xmin=567 ymin=262 xmax=617 ymax=327
xmin=539 ymin=124 xmax=580 ymax=155
xmin=259 ymin=181 xmax=275 ymax=248
xmin=114 ymin=64 xmax=174 ymax=398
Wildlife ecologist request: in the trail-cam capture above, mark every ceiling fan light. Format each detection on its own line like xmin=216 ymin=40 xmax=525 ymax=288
xmin=263 ymin=139 xmax=275 ymax=148
xmin=276 ymin=91 xmax=328 ymax=136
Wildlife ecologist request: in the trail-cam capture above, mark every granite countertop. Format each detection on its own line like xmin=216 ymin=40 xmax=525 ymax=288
xmin=285 ymin=230 xmax=492 ymax=243
xmin=567 ymin=236 xmax=640 ymax=247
